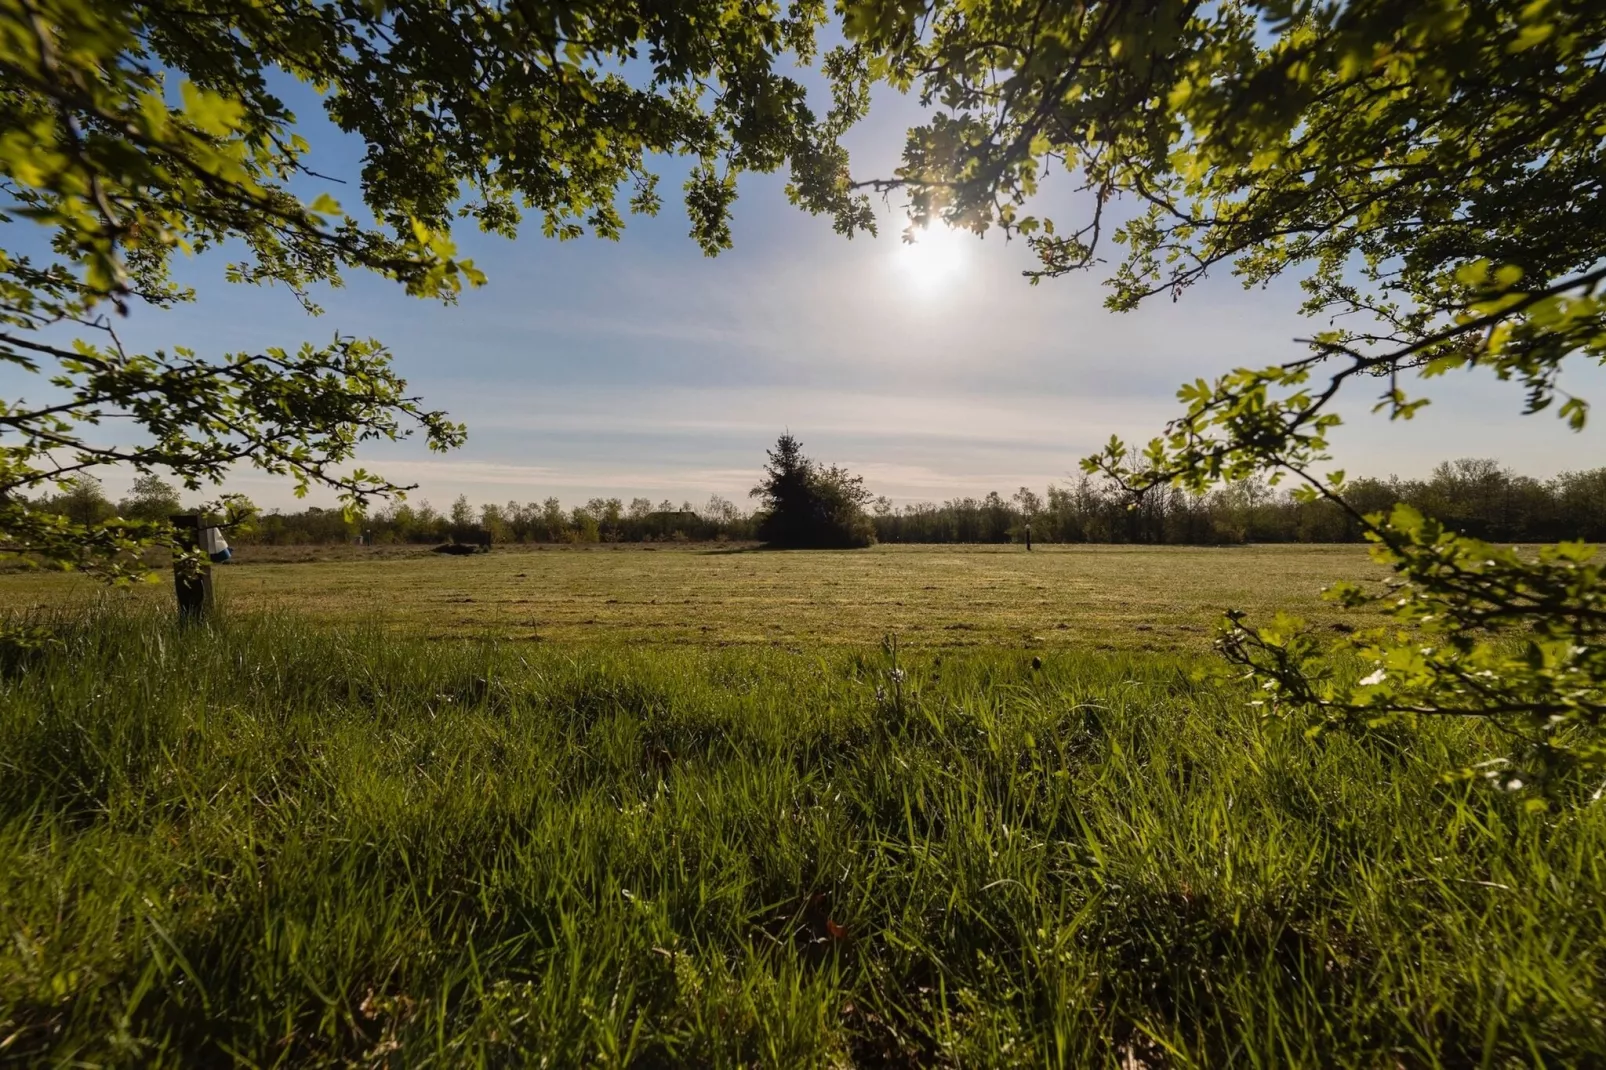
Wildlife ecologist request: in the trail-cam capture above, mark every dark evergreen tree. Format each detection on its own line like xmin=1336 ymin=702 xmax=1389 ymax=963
xmin=751 ymin=435 xmax=873 ymax=549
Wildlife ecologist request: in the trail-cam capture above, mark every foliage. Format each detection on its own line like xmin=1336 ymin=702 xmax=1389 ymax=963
xmin=0 ymin=0 xmax=874 ymax=581
xmin=875 ymin=461 xmax=1606 ymax=546
xmin=35 ymin=473 xmax=111 ymax=526
xmin=1223 ymin=515 xmax=1606 ymax=798
xmin=751 ymin=433 xmax=874 ymax=548
xmin=115 ymin=473 xmax=179 ymax=522
xmin=844 ymin=0 xmax=1606 ymax=786
xmin=4 ymin=605 xmax=1606 ymax=1064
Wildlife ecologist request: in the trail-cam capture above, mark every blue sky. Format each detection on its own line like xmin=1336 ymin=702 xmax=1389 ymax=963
xmin=9 ymin=77 xmax=1604 ymax=512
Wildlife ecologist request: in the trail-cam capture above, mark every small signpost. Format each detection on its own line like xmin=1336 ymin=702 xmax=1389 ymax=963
xmin=170 ymin=513 xmax=213 ymax=622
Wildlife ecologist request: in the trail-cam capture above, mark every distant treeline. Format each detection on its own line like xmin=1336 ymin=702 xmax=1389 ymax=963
xmin=27 ymin=459 xmax=1606 ymax=547
xmin=873 ymin=460 xmax=1606 ymax=545
xmin=248 ymin=495 xmax=760 ymax=546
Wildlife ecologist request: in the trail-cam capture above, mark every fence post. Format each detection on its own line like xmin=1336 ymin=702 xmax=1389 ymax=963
xmin=170 ymin=513 xmax=213 ymax=622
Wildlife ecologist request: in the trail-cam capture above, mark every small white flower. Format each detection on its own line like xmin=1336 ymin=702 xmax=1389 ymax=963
xmin=1359 ymin=669 xmax=1387 ymax=687
xmin=889 ymin=669 xmax=906 ymax=683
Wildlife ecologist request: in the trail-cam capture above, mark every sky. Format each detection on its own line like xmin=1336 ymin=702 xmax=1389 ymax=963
xmin=8 ymin=74 xmax=1605 ymax=513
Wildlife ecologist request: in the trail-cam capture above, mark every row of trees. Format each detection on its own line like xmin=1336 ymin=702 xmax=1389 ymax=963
xmin=306 ymin=494 xmax=754 ymax=546
xmin=26 ymin=477 xmax=757 ymax=546
xmin=875 ymin=460 xmax=1606 ymax=546
xmin=31 ymin=458 xmax=1606 ymax=548
xmin=30 ymin=475 xmax=183 ymax=529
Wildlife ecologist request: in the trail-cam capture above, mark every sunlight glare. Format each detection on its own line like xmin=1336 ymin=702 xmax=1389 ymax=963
xmin=894 ymin=224 xmax=968 ymax=294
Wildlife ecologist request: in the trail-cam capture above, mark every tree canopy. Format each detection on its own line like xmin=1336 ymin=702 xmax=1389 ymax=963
xmin=1 ymin=0 xmax=874 ymax=577
xmin=842 ymin=0 xmax=1606 ymax=792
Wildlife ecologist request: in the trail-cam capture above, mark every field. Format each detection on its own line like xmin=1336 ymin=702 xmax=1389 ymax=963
xmin=3 ymin=546 xmax=1605 ymax=1067
xmin=0 ymin=542 xmax=1383 ymax=650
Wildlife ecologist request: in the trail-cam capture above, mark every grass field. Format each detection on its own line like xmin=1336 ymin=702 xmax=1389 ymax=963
xmin=0 ymin=543 xmax=1384 ymax=651
xmin=4 ymin=547 xmax=1604 ymax=1066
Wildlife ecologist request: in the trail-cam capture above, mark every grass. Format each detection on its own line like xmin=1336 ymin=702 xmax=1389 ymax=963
xmin=0 ymin=543 xmax=1385 ymax=651
xmin=3 ymin=602 xmax=1605 ymax=1067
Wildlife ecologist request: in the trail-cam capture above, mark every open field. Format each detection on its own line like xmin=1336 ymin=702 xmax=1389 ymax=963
xmin=3 ymin=607 xmax=1604 ymax=1066
xmin=0 ymin=543 xmax=1385 ymax=651
xmin=6 ymin=546 xmax=1603 ymax=1066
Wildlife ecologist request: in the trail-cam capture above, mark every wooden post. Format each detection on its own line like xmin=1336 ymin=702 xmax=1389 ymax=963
xmin=170 ymin=513 xmax=213 ymax=622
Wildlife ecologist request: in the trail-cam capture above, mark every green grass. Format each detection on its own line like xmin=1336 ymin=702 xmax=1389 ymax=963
xmin=0 ymin=542 xmax=1386 ymax=650
xmin=3 ymin=604 xmax=1604 ymax=1066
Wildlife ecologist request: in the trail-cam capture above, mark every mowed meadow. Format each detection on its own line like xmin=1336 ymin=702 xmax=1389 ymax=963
xmin=4 ymin=546 xmax=1606 ymax=1067
xmin=1 ymin=543 xmax=1382 ymax=650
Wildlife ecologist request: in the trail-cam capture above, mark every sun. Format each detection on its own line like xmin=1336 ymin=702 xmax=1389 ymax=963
xmin=893 ymin=223 xmax=968 ymax=293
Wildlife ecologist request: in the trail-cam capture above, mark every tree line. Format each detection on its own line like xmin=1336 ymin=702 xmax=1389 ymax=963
xmin=26 ymin=478 xmax=758 ymax=547
xmin=30 ymin=456 xmax=1606 ymax=548
xmin=874 ymin=459 xmax=1606 ymax=546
